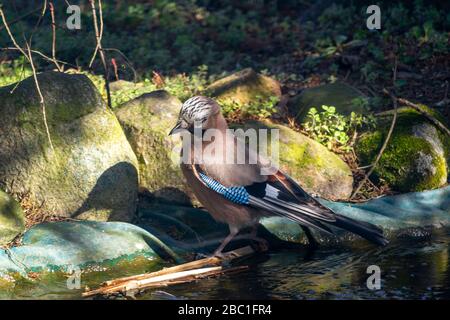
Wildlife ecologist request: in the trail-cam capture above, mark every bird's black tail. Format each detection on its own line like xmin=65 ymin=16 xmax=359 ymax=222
xmin=332 ymin=214 xmax=388 ymax=246
xmin=266 ymin=172 xmax=389 ymax=246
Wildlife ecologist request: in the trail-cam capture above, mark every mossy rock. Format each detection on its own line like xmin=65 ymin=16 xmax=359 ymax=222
xmin=0 ymin=72 xmax=139 ymax=221
xmin=115 ymin=90 xmax=196 ymax=205
xmin=109 ymin=80 xmax=142 ymax=92
xmin=231 ymin=120 xmax=353 ymax=199
xmin=204 ymin=68 xmax=281 ymax=106
xmin=288 ymin=82 xmax=368 ymax=123
xmin=0 ymin=190 xmax=25 ymax=245
xmin=355 ymin=107 xmax=449 ymax=192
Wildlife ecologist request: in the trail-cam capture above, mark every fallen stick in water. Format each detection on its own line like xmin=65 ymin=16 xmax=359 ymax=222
xmin=82 ymin=246 xmax=254 ymax=298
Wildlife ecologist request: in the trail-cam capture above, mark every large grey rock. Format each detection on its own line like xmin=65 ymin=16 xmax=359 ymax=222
xmin=0 ymin=190 xmax=25 ymax=245
xmin=0 ymin=72 xmax=138 ymax=221
xmin=115 ymin=90 xmax=195 ymax=205
xmin=205 ymin=68 xmax=282 ymax=106
xmin=109 ymin=80 xmax=142 ymax=92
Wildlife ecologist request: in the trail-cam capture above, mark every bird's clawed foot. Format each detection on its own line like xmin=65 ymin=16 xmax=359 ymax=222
xmin=306 ymin=237 xmax=319 ymax=250
xmin=249 ymin=236 xmax=269 ymax=253
xmin=194 ymin=251 xmax=227 ymax=260
xmin=194 ymin=252 xmax=211 ymax=260
xmin=301 ymin=226 xmax=319 ymax=249
xmin=212 ymin=250 xmax=226 ymax=259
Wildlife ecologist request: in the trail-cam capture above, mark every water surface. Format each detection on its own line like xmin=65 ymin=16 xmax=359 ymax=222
xmin=1 ymin=228 xmax=449 ymax=300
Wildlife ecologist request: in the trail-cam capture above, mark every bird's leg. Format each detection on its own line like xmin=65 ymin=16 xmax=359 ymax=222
xmin=247 ymin=225 xmax=269 ymax=252
xmin=301 ymin=226 xmax=319 ymax=248
xmin=213 ymin=226 xmax=239 ymax=257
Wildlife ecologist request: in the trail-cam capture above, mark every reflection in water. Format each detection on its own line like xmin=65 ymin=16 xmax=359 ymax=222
xmin=1 ymin=228 xmax=450 ymax=300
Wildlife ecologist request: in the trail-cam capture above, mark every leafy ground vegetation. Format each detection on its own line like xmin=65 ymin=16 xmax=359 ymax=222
xmin=0 ymin=0 xmax=449 ymax=199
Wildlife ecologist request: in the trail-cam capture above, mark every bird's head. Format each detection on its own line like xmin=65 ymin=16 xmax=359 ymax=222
xmin=169 ymin=96 xmax=221 ymax=135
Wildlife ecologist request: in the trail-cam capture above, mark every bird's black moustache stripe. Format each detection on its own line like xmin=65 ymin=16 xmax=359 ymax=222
xmin=188 ymin=127 xmax=208 ymax=137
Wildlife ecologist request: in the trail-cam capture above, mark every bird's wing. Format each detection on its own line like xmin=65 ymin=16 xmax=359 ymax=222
xmin=265 ymin=170 xmax=337 ymax=222
xmin=191 ymin=164 xmax=335 ymax=235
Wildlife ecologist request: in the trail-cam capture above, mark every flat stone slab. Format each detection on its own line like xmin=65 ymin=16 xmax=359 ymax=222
xmin=1 ymin=186 xmax=449 ymax=277
xmin=0 ymin=221 xmax=183 ymax=276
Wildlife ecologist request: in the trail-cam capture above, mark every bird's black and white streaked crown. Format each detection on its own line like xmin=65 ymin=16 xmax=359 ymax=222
xmin=169 ymin=96 xmax=220 ymax=135
xmin=180 ymin=96 xmax=218 ymax=124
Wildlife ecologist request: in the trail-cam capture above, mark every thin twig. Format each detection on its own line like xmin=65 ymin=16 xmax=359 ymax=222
xmin=26 ymin=42 xmax=55 ymax=151
xmin=444 ymin=81 xmax=449 ymax=100
xmin=357 ymin=164 xmax=373 ymax=170
xmin=88 ymin=0 xmax=105 ymax=68
xmin=0 ymin=8 xmax=29 ymax=59
xmin=0 ymin=6 xmax=54 ymax=151
xmin=9 ymin=61 xmax=26 ymax=94
xmin=27 ymin=0 xmax=48 ymax=46
xmin=105 ymin=246 xmax=254 ymax=287
xmin=397 ymin=97 xmax=450 ymax=136
xmin=111 ymin=58 xmax=119 ymax=80
xmin=103 ymin=47 xmax=138 ymax=82
xmin=83 ymin=246 xmax=254 ymax=298
xmin=350 ymin=90 xmax=398 ymax=199
xmin=350 ymin=58 xmax=399 ymax=200
xmin=49 ymin=1 xmax=62 ymax=71
xmin=0 ymin=7 xmax=42 ymax=31
xmin=89 ymin=0 xmax=111 ymax=108
xmin=1 ymin=47 xmax=75 ymax=68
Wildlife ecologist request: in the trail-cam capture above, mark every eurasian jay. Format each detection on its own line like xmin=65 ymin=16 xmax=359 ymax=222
xmin=169 ymin=96 xmax=388 ymax=256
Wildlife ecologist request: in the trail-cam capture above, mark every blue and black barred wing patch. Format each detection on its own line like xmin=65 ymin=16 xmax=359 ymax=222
xmin=198 ymin=172 xmax=250 ymax=205
xmin=197 ymin=171 xmax=333 ymax=234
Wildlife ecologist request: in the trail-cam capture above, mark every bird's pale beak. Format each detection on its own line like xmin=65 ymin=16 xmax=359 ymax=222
xmin=169 ymin=121 xmax=183 ymax=136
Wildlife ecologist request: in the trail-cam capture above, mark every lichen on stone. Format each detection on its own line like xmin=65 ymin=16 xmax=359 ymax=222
xmin=0 ymin=190 xmax=25 ymax=245
xmin=0 ymin=72 xmax=139 ymax=221
xmin=355 ymin=106 xmax=448 ymax=192
xmin=115 ymin=90 xmax=196 ymax=205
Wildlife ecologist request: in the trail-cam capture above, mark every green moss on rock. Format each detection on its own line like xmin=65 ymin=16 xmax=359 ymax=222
xmin=355 ymin=107 xmax=448 ymax=192
xmin=115 ymin=90 xmax=195 ymax=205
xmin=204 ymin=68 xmax=281 ymax=106
xmin=0 ymin=190 xmax=25 ymax=245
xmin=0 ymin=72 xmax=139 ymax=221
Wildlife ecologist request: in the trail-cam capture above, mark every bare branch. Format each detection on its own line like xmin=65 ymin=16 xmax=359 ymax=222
xmin=0 ymin=7 xmax=29 ymax=60
xmin=0 ymin=8 xmax=42 ymax=31
xmin=350 ymin=58 xmax=399 ymax=200
xmin=397 ymin=97 xmax=450 ymax=136
xmin=0 ymin=6 xmax=55 ymax=151
xmin=28 ymin=0 xmax=48 ymax=46
xmin=88 ymin=0 xmax=104 ymax=68
xmin=89 ymin=0 xmax=111 ymax=108
xmin=103 ymin=47 xmax=138 ymax=82
xmin=83 ymin=246 xmax=254 ymax=298
xmin=49 ymin=1 xmax=62 ymax=71
xmin=1 ymin=47 xmax=75 ymax=68
xmin=26 ymin=42 xmax=55 ymax=151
